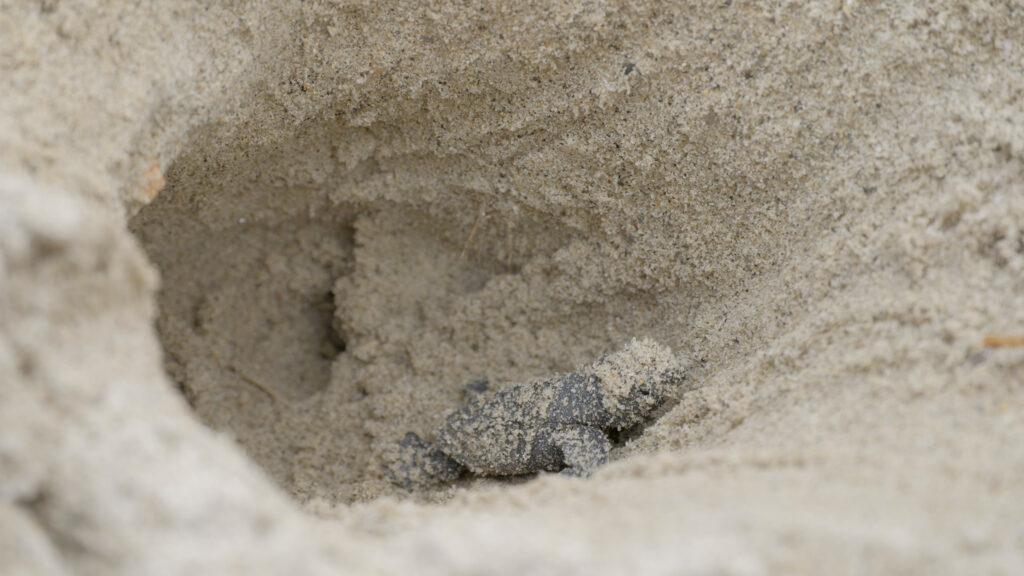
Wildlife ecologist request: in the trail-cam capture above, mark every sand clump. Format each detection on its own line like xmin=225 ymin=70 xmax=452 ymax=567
xmin=3 ymin=1 xmax=1024 ymax=574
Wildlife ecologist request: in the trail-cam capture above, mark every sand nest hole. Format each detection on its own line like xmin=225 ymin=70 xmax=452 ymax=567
xmin=126 ymin=120 xmax=676 ymax=504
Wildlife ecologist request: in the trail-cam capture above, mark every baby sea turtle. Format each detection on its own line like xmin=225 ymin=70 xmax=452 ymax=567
xmin=385 ymin=338 xmax=686 ymax=487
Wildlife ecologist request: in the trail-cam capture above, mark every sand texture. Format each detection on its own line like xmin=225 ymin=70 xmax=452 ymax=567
xmin=2 ymin=1 xmax=1024 ymax=574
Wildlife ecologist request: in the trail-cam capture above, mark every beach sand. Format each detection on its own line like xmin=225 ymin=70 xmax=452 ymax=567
xmin=2 ymin=1 xmax=1023 ymax=574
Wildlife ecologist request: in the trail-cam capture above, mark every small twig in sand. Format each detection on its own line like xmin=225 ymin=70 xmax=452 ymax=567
xmin=229 ymin=364 xmax=281 ymax=403
xmin=982 ymin=334 xmax=1024 ymax=348
xmin=460 ymin=208 xmax=486 ymax=261
xmin=506 ymin=217 xmax=514 ymax=269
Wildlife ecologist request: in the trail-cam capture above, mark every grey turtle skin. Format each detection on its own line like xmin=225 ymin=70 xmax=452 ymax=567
xmin=386 ymin=338 xmax=685 ymax=487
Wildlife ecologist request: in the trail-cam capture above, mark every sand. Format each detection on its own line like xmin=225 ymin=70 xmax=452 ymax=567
xmin=2 ymin=1 xmax=1023 ymax=574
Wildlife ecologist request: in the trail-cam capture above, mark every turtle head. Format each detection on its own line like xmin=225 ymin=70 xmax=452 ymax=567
xmin=592 ymin=338 xmax=687 ymax=430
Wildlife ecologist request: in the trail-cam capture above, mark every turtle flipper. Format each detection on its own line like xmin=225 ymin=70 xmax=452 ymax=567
xmin=462 ymin=377 xmax=490 ymax=403
xmin=553 ymin=425 xmax=611 ymax=477
xmin=385 ymin=432 xmax=465 ymax=488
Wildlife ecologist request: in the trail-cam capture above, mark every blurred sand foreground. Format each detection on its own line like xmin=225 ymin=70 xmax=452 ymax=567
xmin=2 ymin=2 xmax=1023 ymax=574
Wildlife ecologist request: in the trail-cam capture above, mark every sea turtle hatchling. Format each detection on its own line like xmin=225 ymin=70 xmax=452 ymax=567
xmin=385 ymin=338 xmax=687 ymax=487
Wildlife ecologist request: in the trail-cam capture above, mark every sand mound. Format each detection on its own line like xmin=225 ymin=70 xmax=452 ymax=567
xmin=2 ymin=1 xmax=1023 ymax=574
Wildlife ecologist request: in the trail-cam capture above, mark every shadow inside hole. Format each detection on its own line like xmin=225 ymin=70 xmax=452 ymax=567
xmin=119 ymin=97 xmax=613 ymax=503
xmin=129 ymin=187 xmax=357 ymax=408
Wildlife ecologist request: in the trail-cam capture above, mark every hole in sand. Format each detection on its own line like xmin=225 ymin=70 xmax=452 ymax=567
xmin=129 ymin=173 xmax=364 ymax=499
xmin=127 ymin=121 xmax=582 ymax=504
